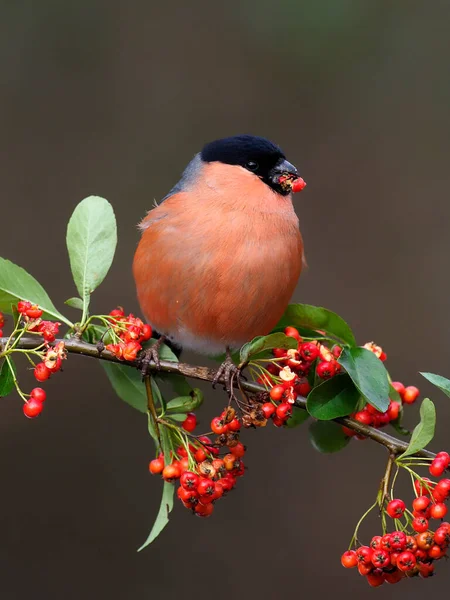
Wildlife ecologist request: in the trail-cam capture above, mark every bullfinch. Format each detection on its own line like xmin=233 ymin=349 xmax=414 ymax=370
xmin=133 ymin=135 xmax=306 ymax=381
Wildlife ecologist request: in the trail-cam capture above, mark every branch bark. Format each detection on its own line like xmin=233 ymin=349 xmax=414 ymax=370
xmin=0 ymin=336 xmax=436 ymax=459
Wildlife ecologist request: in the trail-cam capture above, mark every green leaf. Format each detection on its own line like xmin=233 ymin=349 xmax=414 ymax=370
xmin=166 ymin=389 xmax=204 ymax=414
xmin=275 ymin=303 xmax=356 ymax=346
xmin=285 ymin=406 xmax=309 ymax=428
xmin=65 ymin=297 xmax=84 ymax=310
xmin=101 ymin=362 xmax=147 ymax=413
xmin=166 ymin=413 xmax=187 ymax=422
xmin=399 ymin=398 xmax=436 ymax=459
xmin=138 ymin=427 xmax=174 ymax=551
xmin=309 ymin=420 xmax=351 ymax=453
xmin=0 ymin=358 xmax=16 ymax=397
xmin=420 ymin=372 xmax=450 ymax=398
xmin=66 ymin=196 xmax=117 ymax=316
xmin=389 ymin=382 xmax=402 ymax=404
xmin=338 ymin=347 xmax=390 ymax=412
xmin=0 ymin=258 xmax=72 ymax=326
xmin=240 ymin=332 xmax=297 ymax=363
xmin=306 ymin=374 xmax=360 ymax=419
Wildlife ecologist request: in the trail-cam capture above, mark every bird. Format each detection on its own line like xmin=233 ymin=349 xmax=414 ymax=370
xmin=133 ymin=134 xmax=306 ymax=387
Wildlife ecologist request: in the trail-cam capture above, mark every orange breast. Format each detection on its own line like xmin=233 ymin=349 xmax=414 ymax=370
xmin=133 ymin=162 xmax=303 ymax=354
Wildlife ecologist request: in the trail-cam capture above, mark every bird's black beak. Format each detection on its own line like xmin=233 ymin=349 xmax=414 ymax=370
xmin=268 ymin=158 xmax=303 ymax=195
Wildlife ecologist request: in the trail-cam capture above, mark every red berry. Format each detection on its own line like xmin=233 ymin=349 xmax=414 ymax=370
xmin=386 ymin=499 xmax=406 ymax=519
xmin=261 ymin=402 xmax=276 ymax=419
xmin=194 ymin=501 xmax=214 ymax=517
xmin=23 ymin=398 xmax=44 ymax=418
xmin=387 ymin=401 xmax=400 ymax=421
xmin=430 ymin=458 xmax=447 ymax=477
xmin=354 ymin=410 xmax=373 ymax=426
xmin=177 ymin=487 xmax=198 ymax=506
xmin=34 ymin=363 xmax=51 ymax=382
xmin=412 ymin=517 xmax=429 ymax=533
xmin=30 ymin=387 xmax=46 ymax=403
xmin=435 ymin=479 xmax=450 ymax=499
xmin=180 ymin=471 xmax=199 ymax=490
xmin=292 ymin=178 xmax=306 ymax=193
xmin=416 ymin=531 xmax=434 ymax=550
xmin=197 ymin=478 xmax=215 ymax=497
xmin=369 ymin=536 xmax=382 ymax=551
xmin=381 ymin=534 xmax=393 ymax=551
xmin=403 ymin=386 xmax=419 ymax=404
xmin=397 ymin=551 xmax=416 ymax=572
xmin=210 ymin=416 xmax=228 ymax=435
xmin=275 ymin=402 xmax=292 ymax=420
xmin=284 ymin=326 xmax=301 ymax=341
xmin=182 ymin=413 xmax=197 ymax=432
xmin=269 ymin=385 xmax=285 ymax=402
xmin=356 ymin=546 xmax=373 ymax=565
xmin=436 ymin=451 xmax=450 ymax=467
xmin=430 ymin=502 xmax=448 ymax=520
xmin=316 ymin=361 xmax=336 ymax=379
xmin=413 ymin=496 xmax=431 ymax=514
xmin=227 ymin=418 xmax=241 ymax=432
xmin=384 ymin=569 xmax=404 ymax=585
xmin=230 ymin=442 xmax=246 ymax=458
xmin=371 ymin=549 xmax=390 ymax=568
xmin=434 ymin=525 xmax=450 ymax=546
xmin=162 ymin=463 xmax=181 ymax=481
xmin=391 ymin=381 xmax=406 ymax=397
xmin=357 ymin=563 xmax=373 ymax=576
xmin=429 ymin=544 xmax=446 ymax=559
xmin=17 ymin=300 xmax=31 ymax=314
xmin=390 ymin=531 xmax=407 ymax=551
xmin=149 ymin=457 xmax=164 ymax=474
xmin=366 ymin=571 xmax=384 ymax=587
xmin=299 ymin=342 xmax=319 ymax=362
xmin=25 ymin=305 xmax=43 ymax=319
xmin=405 ymin=536 xmax=417 ymax=552
xmin=141 ymin=324 xmax=152 ymax=341
xmin=341 ymin=550 xmax=358 ymax=568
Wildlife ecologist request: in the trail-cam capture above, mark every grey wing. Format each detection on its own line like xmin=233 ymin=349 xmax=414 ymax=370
xmin=159 ymin=153 xmax=202 ymax=203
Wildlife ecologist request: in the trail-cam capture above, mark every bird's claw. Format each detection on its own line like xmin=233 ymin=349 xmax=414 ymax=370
xmin=137 ymin=336 xmax=165 ymax=379
xmin=213 ymin=353 xmax=240 ymax=395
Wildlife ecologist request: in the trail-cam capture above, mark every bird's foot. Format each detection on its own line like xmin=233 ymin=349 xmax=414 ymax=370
xmin=137 ymin=336 xmax=166 ymax=379
xmin=212 ymin=350 xmax=241 ymax=395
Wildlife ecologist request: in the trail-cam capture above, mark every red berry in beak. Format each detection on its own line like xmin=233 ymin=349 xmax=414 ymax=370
xmin=292 ymin=178 xmax=306 ymax=193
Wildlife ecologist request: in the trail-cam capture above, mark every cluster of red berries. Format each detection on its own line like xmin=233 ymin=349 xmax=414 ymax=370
xmin=106 ymin=307 xmax=152 ymax=361
xmin=149 ymin=408 xmax=245 ymax=517
xmin=341 ymin=523 xmax=450 ymax=586
xmin=17 ymin=301 xmax=61 ymax=342
xmin=343 ymin=381 xmax=419 ymax=436
xmin=8 ymin=301 xmax=67 ymax=418
xmin=342 ymin=464 xmax=450 ymax=586
xmin=260 ymin=328 xmax=391 ymax=428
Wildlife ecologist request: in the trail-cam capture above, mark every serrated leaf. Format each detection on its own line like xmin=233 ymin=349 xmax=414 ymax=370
xmin=309 ymin=420 xmax=351 ymax=453
xmin=398 ymin=398 xmax=436 ymax=459
xmin=0 ymin=258 xmax=72 ymax=326
xmin=306 ymin=374 xmax=360 ymax=419
xmin=66 ymin=196 xmax=117 ymax=317
xmin=275 ymin=304 xmax=356 ymax=346
xmin=240 ymin=332 xmax=297 ymax=363
xmin=338 ymin=347 xmax=389 ymax=412
xmin=420 ymin=372 xmax=450 ymax=398
xmin=65 ymin=297 xmax=84 ymax=310
xmin=166 ymin=389 xmax=203 ymax=414
xmin=101 ymin=362 xmax=147 ymax=413
xmin=285 ymin=406 xmax=309 ymax=428
xmin=138 ymin=427 xmax=174 ymax=551
xmin=0 ymin=358 xmax=16 ymax=397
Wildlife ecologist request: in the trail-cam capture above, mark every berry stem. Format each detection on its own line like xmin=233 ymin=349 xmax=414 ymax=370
xmin=144 ymin=375 xmax=161 ymax=446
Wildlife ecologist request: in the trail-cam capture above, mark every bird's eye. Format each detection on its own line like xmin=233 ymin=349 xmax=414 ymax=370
xmin=246 ymin=161 xmax=259 ymax=171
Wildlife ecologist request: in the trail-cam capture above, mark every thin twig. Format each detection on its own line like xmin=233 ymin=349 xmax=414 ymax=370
xmin=0 ymin=336 xmax=437 ymax=459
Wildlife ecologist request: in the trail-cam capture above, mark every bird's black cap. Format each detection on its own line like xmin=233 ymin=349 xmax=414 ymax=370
xmin=201 ymin=135 xmax=298 ymax=195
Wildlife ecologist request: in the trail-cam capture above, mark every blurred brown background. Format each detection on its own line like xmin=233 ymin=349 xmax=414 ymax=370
xmin=1 ymin=1 xmax=450 ymax=598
